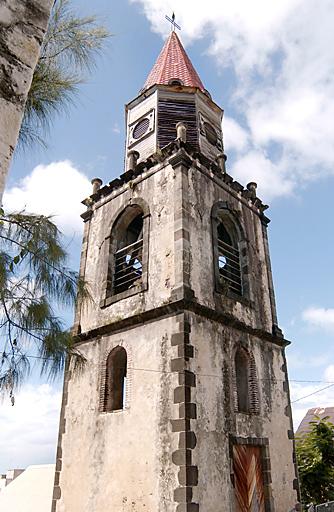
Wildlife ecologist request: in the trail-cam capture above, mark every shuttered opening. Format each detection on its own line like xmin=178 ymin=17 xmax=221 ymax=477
xmin=157 ymin=99 xmax=198 ymax=150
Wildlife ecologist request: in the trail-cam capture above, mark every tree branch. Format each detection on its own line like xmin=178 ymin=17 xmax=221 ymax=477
xmin=0 ymin=234 xmax=77 ymax=286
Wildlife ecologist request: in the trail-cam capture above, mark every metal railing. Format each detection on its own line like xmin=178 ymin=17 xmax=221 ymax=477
xmin=114 ymin=239 xmax=143 ymax=295
xmin=217 ymin=238 xmax=242 ymax=295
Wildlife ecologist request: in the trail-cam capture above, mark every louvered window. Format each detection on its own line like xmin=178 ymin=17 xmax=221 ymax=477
xmin=133 ymin=118 xmax=149 ymax=139
xmin=204 ymin=122 xmax=218 ymax=146
xmin=157 ymin=99 xmax=198 ymax=149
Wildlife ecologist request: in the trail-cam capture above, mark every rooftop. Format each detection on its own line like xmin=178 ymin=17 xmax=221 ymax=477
xmin=295 ymin=406 xmax=334 ymax=436
xmin=0 ymin=465 xmax=55 ymax=512
xmin=142 ymin=31 xmax=205 ymax=92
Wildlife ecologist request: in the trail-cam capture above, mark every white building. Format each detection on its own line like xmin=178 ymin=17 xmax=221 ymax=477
xmin=0 ymin=465 xmax=55 ymax=512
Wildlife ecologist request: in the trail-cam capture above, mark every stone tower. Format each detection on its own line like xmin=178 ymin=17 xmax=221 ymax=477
xmin=52 ymin=31 xmax=299 ymax=512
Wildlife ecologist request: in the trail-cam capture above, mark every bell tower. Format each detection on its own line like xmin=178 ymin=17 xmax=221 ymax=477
xmin=52 ymin=30 xmax=299 ymax=512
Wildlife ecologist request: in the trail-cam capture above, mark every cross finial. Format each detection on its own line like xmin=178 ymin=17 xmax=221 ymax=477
xmin=165 ymin=12 xmax=181 ymax=31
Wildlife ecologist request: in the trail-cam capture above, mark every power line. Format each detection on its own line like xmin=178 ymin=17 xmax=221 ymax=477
xmin=2 ymin=352 xmax=334 ymax=387
xmin=291 ymin=383 xmax=334 ymax=404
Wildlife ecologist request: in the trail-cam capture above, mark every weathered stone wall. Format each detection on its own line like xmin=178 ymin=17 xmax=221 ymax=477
xmin=77 ymin=156 xmax=275 ymax=339
xmin=186 ymin=160 xmax=274 ymax=332
xmin=0 ymin=0 xmax=52 ymax=199
xmin=58 ymin=146 xmax=298 ymax=510
xmin=189 ymin=313 xmax=297 ymax=510
xmin=76 ymin=162 xmax=177 ymax=335
xmin=54 ymin=316 xmax=180 ymax=512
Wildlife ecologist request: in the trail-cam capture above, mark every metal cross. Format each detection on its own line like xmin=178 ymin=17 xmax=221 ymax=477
xmin=165 ymin=12 xmax=181 ymax=31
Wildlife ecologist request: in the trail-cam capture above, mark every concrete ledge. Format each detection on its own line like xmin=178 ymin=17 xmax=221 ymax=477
xmin=75 ymin=297 xmax=289 ymax=348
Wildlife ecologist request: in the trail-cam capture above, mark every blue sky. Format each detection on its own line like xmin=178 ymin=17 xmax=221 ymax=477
xmin=1 ymin=0 xmax=334 ymax=472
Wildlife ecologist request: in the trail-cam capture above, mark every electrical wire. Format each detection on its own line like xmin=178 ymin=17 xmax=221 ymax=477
xmin=291 ymin=383 xmax=334 ymax=404
xmin=2 ymin=352 xmax=334 ymax=392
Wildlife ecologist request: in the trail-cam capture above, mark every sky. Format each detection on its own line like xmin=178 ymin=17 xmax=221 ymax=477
xmin=1 ymin=0 xmax=334 ymax=472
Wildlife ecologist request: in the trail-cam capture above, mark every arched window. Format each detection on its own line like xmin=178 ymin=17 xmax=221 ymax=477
xmin=103 ymin=347 xmax=127 ymax=412
xmin=217 ymin=217 xmax=242 ymax=296
xmin=113 ymin=211 xmax=143 ymax=295
xmin=102 ymin=201 xmax=150 ymax=305
xmin=235 ymin=348 xmax=250 ymax=413
xmin=211 ymin=203 xmax=247 ymax=299
xmin=234 ymin=347 xmax=260 ymax=414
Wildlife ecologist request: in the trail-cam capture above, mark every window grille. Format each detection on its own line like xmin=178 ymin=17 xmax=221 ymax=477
xmin=217 ymin=223 xmax=242 ymax=296
xmin=102 ymin=203 xmax=149 ymax=306
xmin=113 ymin=238 xmax=143 ymax=295
xmin=110 ymin=211 xmax=144 ymax=297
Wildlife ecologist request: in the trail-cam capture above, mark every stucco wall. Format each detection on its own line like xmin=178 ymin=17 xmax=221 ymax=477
xmin=56 ymin=317 xmax=179 ymax=512
xmin=186 ymin=163 xmax=274 ymax=332
xmin=77 ymin=162 xmax=176 ymax=334
xmin=60 ymin=148 xmax=298 ymax=511
xmin=77 ymin=158 xmax=275 ymax=337
xmin=189 ymin=313 xmax=297 ymax=510
xmin=0 ymin=0 xmax=52 ymax=199
xmin=57 ymin=311 xmax=297 ymax=512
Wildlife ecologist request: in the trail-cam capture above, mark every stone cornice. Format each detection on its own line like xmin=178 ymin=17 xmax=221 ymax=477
xmin=80 ymin=141 xmax=270 ymax=224
xmin=74 ymin=297 xmax=290 ymax=348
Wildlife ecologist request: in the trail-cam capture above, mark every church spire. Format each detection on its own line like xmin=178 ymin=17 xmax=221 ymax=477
xmin=142 ymin=31 xmax=205 ymax=92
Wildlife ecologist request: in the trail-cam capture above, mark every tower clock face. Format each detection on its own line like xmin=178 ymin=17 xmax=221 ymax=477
xmin=128 ymin=109 xmax=155 ymax=147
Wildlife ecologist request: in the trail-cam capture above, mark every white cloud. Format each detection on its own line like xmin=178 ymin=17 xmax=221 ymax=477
xmin=287 ymin=351 xmax=329 ymax=371
xmin=3 ymin=161 xmax=91 ymax=236
xmin=324 ymin=365 xmax=334 ymax=382
xmin=132 ymin=0 xmax=334 ymax=201
xmin=0 ymin=384 xmax=61 ymax=472
xmin=302 ymin=307 xmax=334 ymax=332
xmin=230 ymin=150 xmax=294 ymax=200
xmin=112 ymin=122 xmax=121 ymax=134
xmin=290 ymin=368 xmax=334 ymax=430
xmin=222 ymin=117 xmax=249 ymax=153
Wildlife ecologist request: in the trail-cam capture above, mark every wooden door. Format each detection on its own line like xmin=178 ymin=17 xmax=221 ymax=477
xmin=233 ymin=444 xmax=265 ymax=512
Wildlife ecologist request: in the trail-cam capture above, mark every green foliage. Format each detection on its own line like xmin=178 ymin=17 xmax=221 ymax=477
xmin=0 ymin=209 xmax=90 ymax=400
xmin=19 ymin=0 xmax=109 ymax=148
xmin=296 ymin=416 xmax=334 ymax=505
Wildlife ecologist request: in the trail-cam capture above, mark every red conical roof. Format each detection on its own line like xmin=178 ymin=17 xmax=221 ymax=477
xmin=143 ymin=31 xmax=205 ymax=92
